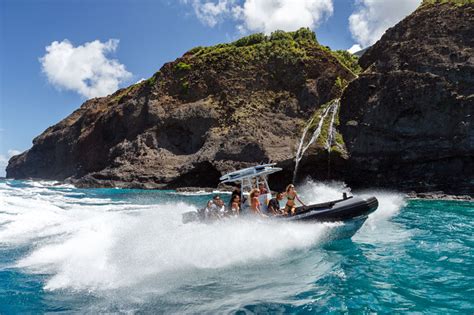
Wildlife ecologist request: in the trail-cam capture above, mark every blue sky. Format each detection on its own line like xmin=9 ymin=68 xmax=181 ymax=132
xmin=0 ymin=0 xmax=421 ymax=176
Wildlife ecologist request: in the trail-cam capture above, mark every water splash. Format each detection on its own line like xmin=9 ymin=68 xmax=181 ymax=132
xmin=0 ymin=180 xmax=415 ymax=313
xmin=0 ymin=181 xmax=333 ymax=291
xmin=293 ymin=99 xmax=339 ymax=182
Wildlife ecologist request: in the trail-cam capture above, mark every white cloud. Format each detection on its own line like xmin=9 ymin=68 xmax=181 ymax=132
xmin=349 ymin=0 xmax=421 ymax=48
xmin=8 ymin=149 xmax=21 ymax=157
xmin=347 ymin=44 xmax=362 ymax=54
xmin=0 ymin=149 xmax=21 ymax=177
xmin=184 ymin=0 xmax=236 ymax=27
xmin=40 ymin=39 xmax=132 ymax=99
xmin=234 ymin=0 xmax=333 ymax=34
xmin=183 ymin=0 xmax=334 ymax=34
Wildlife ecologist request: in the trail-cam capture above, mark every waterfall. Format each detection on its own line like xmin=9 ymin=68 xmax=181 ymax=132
xmin=293 ymin=100 xmax=338 ymax=182
xmin=325 ymin=99 xmax=340 ymax=152
xmin=325 ymin=100 xmax=340 ymax=179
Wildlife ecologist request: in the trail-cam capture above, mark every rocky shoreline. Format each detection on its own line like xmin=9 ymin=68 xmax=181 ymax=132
xmin=2 ymin=177 xmax=471 ymax=201
xmin=406 ymin=191 xmax=473 ymax=201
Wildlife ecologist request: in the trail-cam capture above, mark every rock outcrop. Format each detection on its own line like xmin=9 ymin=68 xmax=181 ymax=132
xmin=7 ymin=29 xmax=355 ymax=189
xmin=339 ymin=1 xmax=474 ymax=194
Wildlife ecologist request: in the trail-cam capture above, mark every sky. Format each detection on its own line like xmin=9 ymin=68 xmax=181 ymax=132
xmin=0 ymin=0 xmax=421 ymax=176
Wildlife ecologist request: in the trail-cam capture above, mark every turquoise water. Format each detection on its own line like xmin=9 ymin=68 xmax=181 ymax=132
xmin=0 ymin=180 xmax=472 ymax=314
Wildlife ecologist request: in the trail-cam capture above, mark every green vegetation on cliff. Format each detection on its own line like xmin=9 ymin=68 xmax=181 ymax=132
xmin=175 ymin=62 xmax=192 ymax=71
xmin=331 ymin=50 xmax=362 ymax=75
xmin=183 ymin=28 xmax=360 ymax=74
xmin=187 ymin=28 xmax=316 ymax=66
xmin=191 ymin=28 xmax=316 ymax=55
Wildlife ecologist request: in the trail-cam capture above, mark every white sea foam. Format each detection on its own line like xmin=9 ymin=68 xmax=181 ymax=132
xmin=0 ymin=180 xmax=406 ymax=293
xmin=16 ymin=210 xmax=334 ymax=291
xmin=298 ymin=179 xmax=351 ymax=204
xmin=296 ymin=179 xmax=405 ymax=220
xmin=172 ymin=190 xmax=232 ymax=196
xmin=0 ymin=182 xmax=334 ymax=291
xmin=296 ymin=180 xmax=408 ymax=244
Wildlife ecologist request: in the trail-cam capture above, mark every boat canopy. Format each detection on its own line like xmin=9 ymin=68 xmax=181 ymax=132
xmin=220 ymin=164 xmax=282 ymax=211
xmin=220 ymin=163 xmax=282 ymax=183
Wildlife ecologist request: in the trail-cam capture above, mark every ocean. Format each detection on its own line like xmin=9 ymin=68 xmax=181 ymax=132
xmin=0 ymin=179 xmax=472 ymax=314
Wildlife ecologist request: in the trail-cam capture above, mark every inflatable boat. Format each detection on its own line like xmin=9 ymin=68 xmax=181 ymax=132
xmin=182 ymin=164 xmax=378 ymax=234
xmin=183 ymin=194 xmax=377 ymax=223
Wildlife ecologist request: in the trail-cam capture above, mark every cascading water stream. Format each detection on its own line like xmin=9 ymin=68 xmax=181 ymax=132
xmin=325 ymin=100 xmax=340 ymax=178
xmin=293 ymin=99 xmax=339 ymax=182
xmin=325 ymin=99 xmax=340 ymax=152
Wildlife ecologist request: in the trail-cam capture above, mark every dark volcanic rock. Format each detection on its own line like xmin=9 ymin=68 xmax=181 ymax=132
xmin=7 ymin=29 xmax=354 ymax=190
xmin=340 ymin=2 xmax=474 ymax=195
xmin=406 ymin=190 xmax=473 ymax=201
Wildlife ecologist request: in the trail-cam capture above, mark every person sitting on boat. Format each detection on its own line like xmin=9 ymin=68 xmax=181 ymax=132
xmin=206 ymin=195 xmax=225 ymax=219
xmin=230 ymin=185 xmax=245 ymax=208
xmin=228 ymin=194 xmax=241 ymax=216
xmin=250 ymin=189 xmax=267 ymax=217
xmin=215 ymin=195 xmax=226 ymax=216
xmin=284 ymin=184 xmax=306 ymax=215
xmin=267 ymin=192 xmax=284 ymax=216
xmin=258 ymin=182 xmax=268 ymax=194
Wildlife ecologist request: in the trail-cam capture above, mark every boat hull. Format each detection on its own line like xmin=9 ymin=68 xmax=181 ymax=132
xmin=182 ymin=196 xmax=378 ymax=227
xmin=282 ymin=196 xmax=378 ymax=222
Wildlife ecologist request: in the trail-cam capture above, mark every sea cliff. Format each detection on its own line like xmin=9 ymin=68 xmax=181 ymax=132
xmin=7 ymin=29 xmax=354 ymax=189
xmin=339 ymin=1 xmax=473 ymax=194
xmin=7 ymin=2 xmax=474 ymax=194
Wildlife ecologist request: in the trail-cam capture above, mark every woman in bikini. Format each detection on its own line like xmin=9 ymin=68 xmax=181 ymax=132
xmin=250 ymin=189 xmax=267 ymax=217
xmin=284 ymin=184 xmax=306 ymax=215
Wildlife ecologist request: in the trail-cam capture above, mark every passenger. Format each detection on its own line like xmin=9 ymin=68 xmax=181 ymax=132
xmin=258 ymin=182 xmax=268 ymax=194
xmin=230 ymin=185 xmax=246 ymax=208
xmin=267 ymin=192 xmax=284 ymax=216
xmin=230 ymin=186 xmax=241 ymax=206
xmin=250 ymin=189 xmax=267 ymax=217
xmin=229 ymin=194 xmax=241 ymax=216
xmin=206 ymin=195 xmax=225 ymax=219
xmin=214 ymin=195 xmax=226 ymax=217
xmin=203 ymin=200 xmax=213 ymax=219
xmin=284 ymin=184 xmax=306 ymax=215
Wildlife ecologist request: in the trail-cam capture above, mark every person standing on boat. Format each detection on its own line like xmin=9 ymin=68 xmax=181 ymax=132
xmin=250 ymin=189 xmax=267 ymax=217
xmin=284 ymin=184 xmax=306 ymax=215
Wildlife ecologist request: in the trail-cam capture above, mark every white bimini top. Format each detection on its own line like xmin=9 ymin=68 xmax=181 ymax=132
xmin=219 ymin=163 xmax=282 ymax=183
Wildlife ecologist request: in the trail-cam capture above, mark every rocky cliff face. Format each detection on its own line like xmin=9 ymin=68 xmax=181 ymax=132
xmin=7 ymin=29 xmax=355 ymax=189
xmin=339 ymin=2 xmax=474 ymax=194
xmin=8 ymin=2 xmax=474 ymax=194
